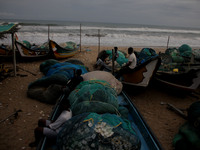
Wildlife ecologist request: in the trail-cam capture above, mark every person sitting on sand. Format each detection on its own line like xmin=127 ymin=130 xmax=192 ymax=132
xmin=115 ymin=47 xmax=137 ymax=79
xmin=29 ymin=99 xmax=72 ymax=147
xmin=94 ymin=50 xmax=112 ymax=71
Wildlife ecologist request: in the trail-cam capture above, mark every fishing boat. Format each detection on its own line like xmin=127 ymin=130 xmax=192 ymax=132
xmin=15 ymin=40 xmax=50 ymax=59
xmin=120 ymin=56 xmax=161 ymax=87
xmin=0 ymin=44 xmax=13 ymax=56
xmin=36 ymin=91 xmax=163 ymax=150
xmin=155 ymin=45 xmax=200 ymax=92
xmin=155 ymin=69 xmax=200 ymax=92
xmin=95 ymin=48 xmax=161 ymax=88
xmin=49 ymin=40 xmax=79 ymax=59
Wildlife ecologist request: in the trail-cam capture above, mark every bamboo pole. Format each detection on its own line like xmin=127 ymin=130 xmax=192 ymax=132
xmin=12 ymin=33 xmax=16 ymax=76
xmin=167 ymin=36 xmax=170 ymax=49
xmin=80 ymin=24 xmax=82 ymax=52
xmin=48 ymin=25 xmax=50 ymax=41
xmin=112 ymin=49 xmax=115 ymax=75
xmin=98 ymin=29 xmax=100 ymax=54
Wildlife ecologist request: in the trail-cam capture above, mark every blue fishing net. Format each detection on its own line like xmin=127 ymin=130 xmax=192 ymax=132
xmin=45 ymin=61 xmax=87 ymax=77
xmin=28 ymin=60 xmax=88 ymax=88
xmin=137 ymin=48 xmax=158 ymax=65
xmin=57 ymin=112 xmax=141 ymax=150
xmin=40 ymin=59 xmax=59 ymax=75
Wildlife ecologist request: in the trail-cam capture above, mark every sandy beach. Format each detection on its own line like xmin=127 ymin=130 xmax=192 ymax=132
xmin=0 ymin=45 xmax=199 ymax=150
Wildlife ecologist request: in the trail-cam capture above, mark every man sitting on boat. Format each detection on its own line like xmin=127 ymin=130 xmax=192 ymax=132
xmin=115 ymin=47 xmax=137 ymax=79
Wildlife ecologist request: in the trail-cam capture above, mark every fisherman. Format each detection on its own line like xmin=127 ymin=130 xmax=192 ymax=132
xmin=115 ymin=47 xmax=137 ymax=79
xmin=66 ymin=69 xmax=83 ymax=91
xmin=29 ymin=98 xmax=72 ymax=147
xmin=94 ymin=50 xmax=111 ymax=71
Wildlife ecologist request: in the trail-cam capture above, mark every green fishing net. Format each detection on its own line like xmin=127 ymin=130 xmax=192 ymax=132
xmin=57 ymin=112 xmax=141 ymax=150
xmin=173 ymin=101 xmax=200 ymax=150
xmin=39 ymin=41 xmax=49 ymax=50
xmin=22 ymin=40 xmax=31 ymax=48
xmin=105 ymin=50 xmax=128 ymax=66
xmin=178 ymin=44 xmax=192 ymax=57
xmin=173 ymin=122 xmax=200 ymax=150
xmin=68 ymin=80 xmax=119 ymax=116
xmin=59 ymin=41 xmax=78 ymax=50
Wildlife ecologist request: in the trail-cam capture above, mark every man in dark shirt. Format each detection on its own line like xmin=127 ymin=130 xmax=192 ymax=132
xmin=67 ymin=69 xmax=83 ymax=91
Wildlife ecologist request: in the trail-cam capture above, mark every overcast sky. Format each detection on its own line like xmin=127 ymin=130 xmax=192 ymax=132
xmin=0 ymin=0 xmax=200 ymax=28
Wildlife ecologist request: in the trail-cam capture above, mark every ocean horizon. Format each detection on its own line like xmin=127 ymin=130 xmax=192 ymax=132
xmin=1 ymin=19 xmax=200 ymax=48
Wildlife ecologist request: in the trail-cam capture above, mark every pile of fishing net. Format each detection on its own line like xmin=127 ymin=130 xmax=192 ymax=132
xmin=95 ymin=50 xmax=127 ymax=71
xmin=82 ymin=71 xmax=123 ymax=94
xmin=68 ymin=80 xmax=120 ymax=116
xmin=193 ymin=49 xmax=200 ymax=61
xmin=57 ymin=112 xmax=141 ymax=150
xmin=105 ymin=50 xmax=128 ymax=66
xmin=27 ymin=59 xmax=88 ymax=104
xmin=59 ymin=41 xmax=78 ymax=50
xmin=163 ymin=44 xmax=195 ymax=64
xmin=20 ymin=40 xmax=49 ymax=50
xmin=173 ymin=101 xmax=200 ymax=150
xmin=136 ymin=48 xmax=158 ymax=65
xmin=158 ymin=44 xmax=199 ymax=72
xmin=21 ymin=40 xmax=31 ymax=48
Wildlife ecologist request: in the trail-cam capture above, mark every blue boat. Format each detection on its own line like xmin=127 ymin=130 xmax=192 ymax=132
xmin=36 ymin=91 xmax=163 ymax=150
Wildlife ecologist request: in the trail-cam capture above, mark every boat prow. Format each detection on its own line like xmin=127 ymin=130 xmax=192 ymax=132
xmin=15 ymin=41 xmax=50 ymax=58
xmin=49 ymin=40 xmax=79 ymax=59
xmin=121 ymin=56 xmax=161 ymax=87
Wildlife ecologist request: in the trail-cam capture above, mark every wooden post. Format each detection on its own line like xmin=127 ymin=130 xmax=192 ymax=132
xmin=48 ymin=25 xmax=50 ymax=41
xmin=98 ymin=29 xmax=100 ymax=54
xmin=12 ymin=33 xmax=16 ymax=76
xmin=80 ymin=24 xmax=81 ymax=52
xmin=167 ymin=36 xmax=170 ymax=49
xmin=112 ymin=49 xmax=115 ymax=75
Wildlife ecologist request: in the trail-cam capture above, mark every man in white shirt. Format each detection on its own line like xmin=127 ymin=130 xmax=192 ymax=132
xmin=115 ymin=47 xmax=137 ymax=79
xmin=29 ymin=99 xmax=72 ymax=147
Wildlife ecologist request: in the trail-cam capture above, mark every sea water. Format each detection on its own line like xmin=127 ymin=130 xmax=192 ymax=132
xmin=1 ymin=20 xmax=200 ymax=48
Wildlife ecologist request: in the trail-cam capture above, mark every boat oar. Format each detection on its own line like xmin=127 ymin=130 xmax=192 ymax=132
xmin=160 ymin=102 xmax=187 ymax=120
xmin=0 ymin=109 xmax=22 ymax=124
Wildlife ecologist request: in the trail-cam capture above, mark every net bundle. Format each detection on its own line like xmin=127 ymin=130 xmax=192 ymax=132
xmin=137 ymin=48 xmax=158 ymax=65
xmin=105 ymin=50 xmax=128 ymax=66
xmin=57 ymin=112 xmax=141 ymax=150
xmin=27 ymin=59 xmax=88 ymax=104
xmin=29 ymin=60 xmax=88 ymax=88
xmin=68 ymin=80 xmax=119 ymax=116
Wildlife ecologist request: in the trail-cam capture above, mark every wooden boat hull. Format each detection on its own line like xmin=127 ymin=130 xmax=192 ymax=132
xmin=0 ymin=46 xmax=12 ymax=56
xmin=121 ymin=57 xmax=161 ymax=87
xmin=155 ymin=69 xmax=200 ymax=92
xmin=49 ymin=40 xmax=79 ymax=59
xmin=36 ymin=91 xmax=162 ymax=150
xmin=15 ymin=41 xmax=49 ymax=58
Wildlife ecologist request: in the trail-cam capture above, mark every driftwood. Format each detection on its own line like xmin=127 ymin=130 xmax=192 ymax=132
xmin=0 ymin=109 xmax=22 ymax=124
xmin=161 ymin=102 xmax=187 ymax=119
